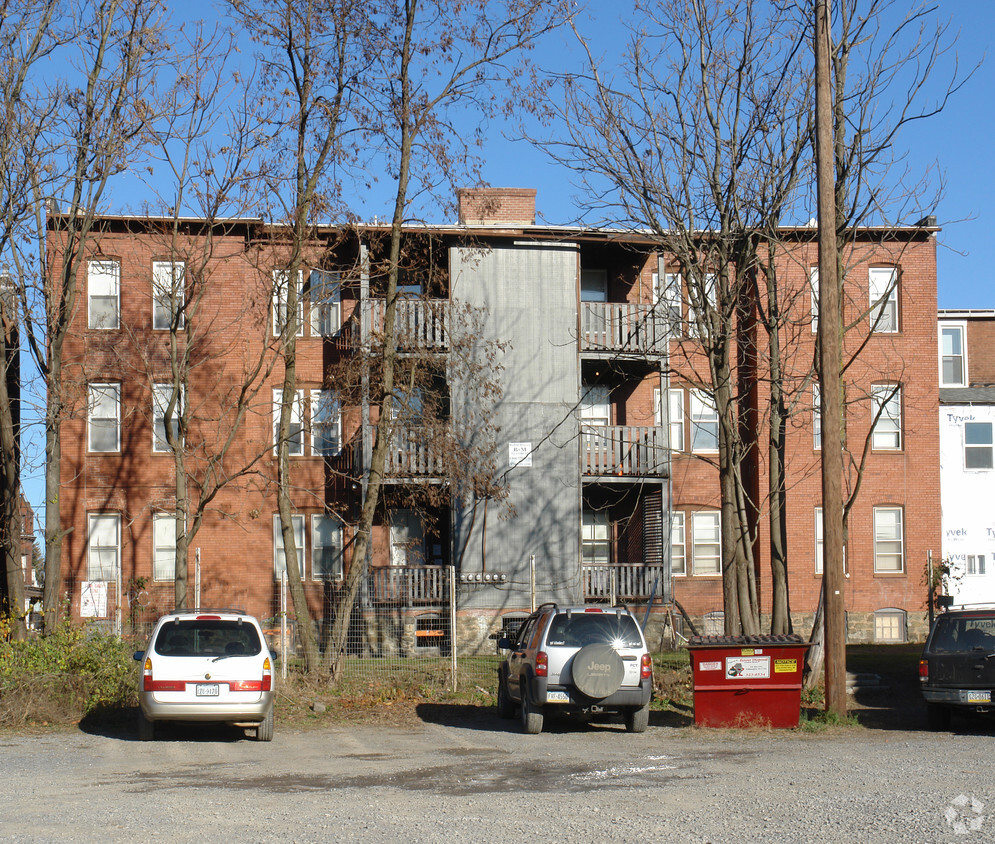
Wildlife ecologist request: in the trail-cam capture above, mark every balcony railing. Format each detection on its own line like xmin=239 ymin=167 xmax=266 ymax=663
xmin=368 ymin=298 xmax=449 ymax=350
xmin=582 ymin=564 xmax=667 ymax=603
xmin=369 ymin=565 xmax=448 ymax=605
xmin=581 ymin=302 xmax=667 ymax=355
xmin=385 ymin=426 xmax=443 ymax=478
xmin=581 ymin=425 xmax=668 ymax=477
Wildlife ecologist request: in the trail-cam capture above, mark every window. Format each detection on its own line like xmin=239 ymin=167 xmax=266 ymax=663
xmin=580 ymin=269 xmax=607 ymax=302
xmin=654 ymin=271 xmax=682 ymax=331
xmin=688 ymin=272 xmax=717 ymax=337
xmin=311 ymin=515 xmax=343 ymax=580
xmin=273 ymin=514 xmax=305 ymax=579
xmin=814 ymin=508 xmax=848 ymax=575
xmin=152 ymin=261 xmax=185 ymax=330
xmin=671 ymin=511 xmax=686 ymax=576
xmin=88 ymin=260 xmax=120 ymax=329
xmin=868 ymin=267 xmax=898 ymax=332
xmin=809 ymin=267 xmax=819 ymax=333
xmin=874 ymin=609 xmax=906 ymax=643
xmin=873 ymin=507 xmax=904 ymax=573
xmin=871 ymin=384 xmax=902 ymax=450
xmin=390 ymin=509 xmax=424 ymax=566
xmin=669 ymin=388 xmax=685 ymax=452
xmin=582 ymin=509 xmax=610 ymax=566
xmin=965 ymin=422 xmax=994 ymax=470
xmin=152 ymin=383 xmax=183 ymax=452
xmin=812 ymin=383 xmax=822 ymax=450
xmin=308 ymin=270 xmax=341 ymax=336
xmin=692 ymin=511 xmax=721 ymax=575
xmin=940 ymin=324 xmax=966 ymax=386
xmin=967 ymin=554 xmax=987 ymax=576
xmin=87 ymin=513 xmax=120 ymax=581
xmin=88 ymin=383 xmax=120 ymax=452
xmin=273 ymin=269 xmax=304 ymax=336
xmin=273 ymin=389 xmax=305 ymax=456
xmin=581 ymin=384 xmax=611 ymax=454
xmin=153 ymin=514 xmax=177 ymax=582
xmin=690 ymin=390 xmax=718 ymax=452
xmin=310 ymin=390 xmax=341 ymax=456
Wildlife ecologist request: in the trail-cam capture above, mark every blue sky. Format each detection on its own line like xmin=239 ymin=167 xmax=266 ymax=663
xmin=21 ymin=0 xmax=995 ymax=533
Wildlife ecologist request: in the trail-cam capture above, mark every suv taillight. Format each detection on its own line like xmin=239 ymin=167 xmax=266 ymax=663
xmin=919 ymin=659 xmax=929 ymax=682
xmin=535 ymin=652 xmax=548 ymax=677
xmin=640 ymin=653 xmax=653 ymax=680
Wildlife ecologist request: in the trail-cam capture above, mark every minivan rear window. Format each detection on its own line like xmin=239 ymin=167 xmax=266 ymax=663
xmin=545 ymin=613 xmax=643 ymax=649
xmin=154 ymin=620 xmax=262 ymax=657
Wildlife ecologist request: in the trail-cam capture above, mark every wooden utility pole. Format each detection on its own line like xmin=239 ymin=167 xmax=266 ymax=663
xmin=814 ymin=0 xmax=847 ymax=716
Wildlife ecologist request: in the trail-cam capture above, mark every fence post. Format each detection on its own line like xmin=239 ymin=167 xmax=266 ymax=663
xmin=449 ymin=565 xmax=457 ymax=692
xmin=280 ymin=572 xmax=288 ymax=680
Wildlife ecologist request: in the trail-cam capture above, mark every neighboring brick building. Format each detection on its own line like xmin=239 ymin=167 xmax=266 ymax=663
xmin=938 ymin=309 xmax=995 ymax=604
xmin=50 ymin=191 xmax=940 ymax=644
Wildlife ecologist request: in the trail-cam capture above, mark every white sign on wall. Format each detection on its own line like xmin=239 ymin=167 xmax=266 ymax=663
xmin=509 ymin=442 xmax=533 ymax=468
xmin=80 ymin=581 xmax=108 ymax=618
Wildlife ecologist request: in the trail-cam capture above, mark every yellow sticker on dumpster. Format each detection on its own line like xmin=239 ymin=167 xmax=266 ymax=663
xmin=774 ymin=659 xmax=798 ymax=673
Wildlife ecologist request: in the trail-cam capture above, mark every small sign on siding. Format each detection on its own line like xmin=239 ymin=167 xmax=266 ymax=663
xmin=509 ymin=442 xmax=533 ymax=468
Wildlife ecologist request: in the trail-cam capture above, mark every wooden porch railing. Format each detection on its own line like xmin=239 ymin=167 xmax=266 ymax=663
xmin=581 ymin=425 xmax=668 ymax=477
xmin=385 ymin=426 xmax=442 ymax=478
xmin=368 ymin=298 xmax=449 ymax=349
xmin=581 ymin=302 xmax=667 ymax=355
xmin=369 ymin=565 xmax=448 ymax=605
xmin=582 ymin=564 xmax=667 ymax=602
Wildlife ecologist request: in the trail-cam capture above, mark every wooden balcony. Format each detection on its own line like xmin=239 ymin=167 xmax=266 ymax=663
xmin=385 ymin=426 xmax=442 ymax=479
xmin=582 ymin=564 xmax=667 ymax=603
xmin=368 ymin=298 xmax=449 ymax=350
xmin=581 ymin=425 xmax=668 ymax=478
xmin=369 ymin=565 xmax=448 ymax=605
xmin=581 ymin=302 xmax=667 ymax=356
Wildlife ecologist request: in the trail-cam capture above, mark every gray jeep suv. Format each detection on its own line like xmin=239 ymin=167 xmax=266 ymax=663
xmin=497 ymin=604 xmax=653 ymax=734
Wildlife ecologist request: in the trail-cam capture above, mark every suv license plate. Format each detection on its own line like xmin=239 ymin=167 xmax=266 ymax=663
xmin=965 ymin=690 xmax=991 ymax=703
xmin=546 ymin=690 xmax=569 ymax=703
xmin=196 ymin=683 xmax=220 ymax=697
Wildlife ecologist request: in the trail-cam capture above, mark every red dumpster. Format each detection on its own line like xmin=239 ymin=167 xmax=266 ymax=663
xmin=687 ymin=634 xmax=810 ymax=728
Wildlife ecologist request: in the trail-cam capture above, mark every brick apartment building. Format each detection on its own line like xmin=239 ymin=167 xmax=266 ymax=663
xmin=50 ymin=189 xmax=940 ymax=646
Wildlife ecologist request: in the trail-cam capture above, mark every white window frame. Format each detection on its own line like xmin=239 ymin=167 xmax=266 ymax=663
xmin=273 ymin=389 xmax=306 ymax=456
xmin=868 ymin=267 xmax=899 ymax=333
xmin=153 ymin=513 xmax=178 ymax=582
xmin=390 ymin=509 xmax=425 ymax=567
xmin=874 ymin=609 xmax=906 ymax=643
xmin=273 ymin=269 xmax=304 ymax=336
xmin=87 ymin=513 xmax=120 ymax=581
xmin=308 ymin=269 xmax=341 ymax=337
xmin=965 ymin=421 xmax=994 ymax=470
xmin=310 ymin=389 xmax=342 ymax=456
xmin=967 ymin=554 xmax=987 ymax=576
xmin=669 ymin=388 xmax=685 ymax=452
xmin=939 ymin=323 xmax=967 ymax=387
xmin=311 ymin=514 xmax=343 ymax=580
xmin=809 ymin=267 xmax=819 ymax=333
xmin=582 ymin=509 xmax=611 ymax=567
xmin=871 ymin=383 xmax=902 ymax=450
xmin=88 ymin=383 xmax=120 ymax=453
xmin=813 ymin=383 xmax=822 ymax=450
xmin=688 ymin=272 xmax=717 ymax=338
xmin=873 ymin=506 xmax=904 ymax=573
xmin=692 ymin=511 xmax=721 ymax=576
xmin=152 ymin=383 xmax=183 ymax=453
xmin=690 ymin=390 xmax=718 ymax=453
xmin=88 ymin=260 xmax=120 ymax=330
xmin=653 ymin=270 xmax=682 ymax=331
xmin=273 ymin=514 xmax=305 ymax=579
xmin=152 ymin=260 xmax=185 ymax=330
xmin=671 ymin=511 xmax=686 ymax=576
xmin=814 ymin=507 xmax=848 ymax=575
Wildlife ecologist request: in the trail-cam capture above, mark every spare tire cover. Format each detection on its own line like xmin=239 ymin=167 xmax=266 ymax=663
xmin=571 ymin=644 xmax=625 ymax=699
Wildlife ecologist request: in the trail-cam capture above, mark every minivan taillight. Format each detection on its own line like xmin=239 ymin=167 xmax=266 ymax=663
xmin=262 ymin=657 xmax=273 ymax=691
xmin=641 ymin=653 xmax=653 ymax=680
xmin=919 ymin=659 xmax=929 ymax=683
xmin=535 ymin=652 xmax=548 ymax=677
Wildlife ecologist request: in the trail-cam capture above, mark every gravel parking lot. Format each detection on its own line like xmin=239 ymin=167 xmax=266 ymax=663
xmin=2 ymin=705 xmax=993 ymax=843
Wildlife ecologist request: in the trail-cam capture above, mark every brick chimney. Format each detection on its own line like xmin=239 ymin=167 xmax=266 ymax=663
xmin=457 ymin=188 xmax=536 ymax=226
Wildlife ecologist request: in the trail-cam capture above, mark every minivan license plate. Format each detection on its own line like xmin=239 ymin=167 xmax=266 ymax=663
xmin=196 ymin=683 xmax=220 ymax=697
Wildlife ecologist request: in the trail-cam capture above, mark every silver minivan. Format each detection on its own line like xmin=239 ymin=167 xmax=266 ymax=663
xmin=134 ymin=609 xmax=275 ymax=741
